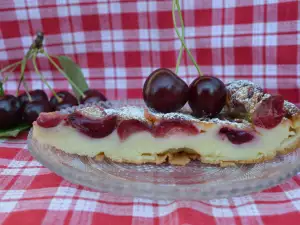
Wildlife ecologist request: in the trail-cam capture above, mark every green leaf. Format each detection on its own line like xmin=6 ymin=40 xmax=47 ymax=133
xmin=57 ymin=56 xmax=89 ymax=99
xmin=0 ymin=123 xmax=31 ymax=138
xmin=0 ymin=81 xmax=4 ymax=97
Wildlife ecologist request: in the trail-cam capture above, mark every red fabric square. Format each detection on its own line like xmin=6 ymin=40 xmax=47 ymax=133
xmin=121 ymin=13 xmax=139 ymax=29
xmin=0 ymin=21 xmax=21 ymax=38
xmin=160 ymin=51 xmax=176 ymax=68
xmin=235 ymin=6 xmax=253 ymax=24
xmin=42 ymin=18 xmax=61 ymax=35
xmin=196 ymin=49 xmax=213 ymax=65
xmin=124 ymin=52 xmax=141 ymax=67
xmin=277 ymin=88 xmax=299 ymax=103
xmin=194 ymin=9 xmax=212 ymax=26
xmin=234 ymin=47 xmax=253 ymax=65
xmin=3 ymin=211 xmax=47 ymax=225
xmin=28 ymin=174 xmax=63 ymax=189
xmin=87 ymin=53 xmax=104 ymax=68
xmin=278 ymin=2 xmax=298 ymax=21
xmin=156 ymin=11 xmax=173 ymax=29
xmin=277 ymin=46 xmax=297 ymax=64
xmin=82 ymin=15 xmax=100 ymax=31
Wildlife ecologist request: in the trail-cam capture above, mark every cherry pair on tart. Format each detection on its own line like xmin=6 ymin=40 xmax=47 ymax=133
xmin=143 ymin=68 xmax=226 ymax=118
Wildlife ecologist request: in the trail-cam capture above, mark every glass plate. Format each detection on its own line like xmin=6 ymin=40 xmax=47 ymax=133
xmin=27 ymin=100 xmax=300 ymax=200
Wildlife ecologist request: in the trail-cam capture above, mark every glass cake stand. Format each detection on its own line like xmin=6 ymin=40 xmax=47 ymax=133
xmin=27 ymin=100 xmax=300 ymax=200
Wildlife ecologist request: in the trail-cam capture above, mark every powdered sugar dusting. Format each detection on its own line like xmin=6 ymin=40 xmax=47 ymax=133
xmin=284 ymin=101 xmax=299 ymax=116
xmin=73 ymin=104 xmax=250 ymax=129
xmin=226 ymin=80 xmax=265 ymax=113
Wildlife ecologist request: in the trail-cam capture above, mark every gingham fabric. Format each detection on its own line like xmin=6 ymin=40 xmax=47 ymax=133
xmin=0 ymin=0 xmax=300 ymax=224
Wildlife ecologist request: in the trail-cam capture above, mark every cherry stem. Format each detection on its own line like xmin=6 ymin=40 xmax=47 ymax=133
xmin=174 ymin=0 xmax=184 ymax=74
xmin=0 ymin=61 xmax=22 ymax=74
xmin=172 ymin=0 xmax=203 ymax=76
xmin=32 ymin=52 xmax=62 ymax=103
xmin=2 ymin=62 xmax=21 ymax=84
xmin=42 ymin=50 xmax=86 ymax=98
xmin=16 ymin=49 xmax=33 ymax=101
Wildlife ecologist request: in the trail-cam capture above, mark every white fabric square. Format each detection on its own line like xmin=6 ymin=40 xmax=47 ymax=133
xmin=2 ymin=190 xmax=25 ymax=200
xmin=75 ymin=199 xmax=97 ymax=212
xmin=48 ymin=198 xmax=72 ymax=211
xmin=74 ymin=32 xmax=85 ymax=42
xmin=70 ymin=5 xmax=81 ymax=16
xmin=79 ymin=190 xmax=100 ymax=200
xmin=0 ymin=201 xmax=17 ymax=213
xmin=16 ymin=9 xmax=28 ymax=20
xmin=55 ymin=187 xmax=77 ymax=197
xmin=265 ymin=35 xmax=277 ymax=46
xmin=110 ymin=2 xmax=121 ymax=13
xmin=28 ymin=8 xmax=41 ymax=19
xmin=266 ymin=64 xmax=277 ymax=75
xmin=236 ymin=204 xmax=260 ymax=216
xmin=212 ymin=207 xmax=234 ymax=217
xmin=1 ymin=168 xmax=20 ymax=176
xmin=105 ymin=79 xmax=116 ymax=89
xmin=21 ymin=168 xmax=40 ymax=176
xmin=8 ymin=160 xmax=27 ymax=168
xmin=132 ymin=204 xmax=154 ymax=218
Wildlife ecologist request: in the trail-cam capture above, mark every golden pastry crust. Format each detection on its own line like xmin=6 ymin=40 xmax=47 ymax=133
xmin=94 ymin=135 xmax=300 ymax=167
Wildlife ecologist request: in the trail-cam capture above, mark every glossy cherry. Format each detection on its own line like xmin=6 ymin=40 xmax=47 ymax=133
xmin=188 ymin=76 xmax=227 ymax=117
xmin=252 ymin=95 xmax=285 ymax=129
xmin=117 ymin=119 xmax=151 ymax=140
xmin=153 ymin=120 xmax=199 ymax=137
xmin=37 ymin=112 xmax=66 ymax=128
xmin=143 ymin=68 xmax=189 ymax=113
xmin=18 ymin=89 xmax=48 ymax=107
xmin=67 ymin=112 xmax=117 ymax=138
xmin=80 ymin=89 xmax=107 ymax=105
xmin=219 ymin=127 xmax=254 ymax=145
xmin=23 ymin=100 xmax=52 ymax=124
xmin=50 ymin=91 xmax=78 ymax=111
xmin=0 ymin=95 xmax=21 ymax=129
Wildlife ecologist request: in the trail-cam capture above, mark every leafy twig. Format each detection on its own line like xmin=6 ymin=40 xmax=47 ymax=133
xmin=172 ymin=0 xmax=203 ymax=76
xmin=0 ymin=82 xmax=4 ymax=97
xmin=42 ymin=50 xmax=86 ymax=98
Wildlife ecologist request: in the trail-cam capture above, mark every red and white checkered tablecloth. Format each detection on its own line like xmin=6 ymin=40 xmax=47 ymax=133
xmin=0 ymin=0 xmax=300 ymax=224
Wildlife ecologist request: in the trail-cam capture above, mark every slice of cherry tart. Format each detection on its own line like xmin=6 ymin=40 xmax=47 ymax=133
xmin=32 ymin=73 xmax=300 ymax=166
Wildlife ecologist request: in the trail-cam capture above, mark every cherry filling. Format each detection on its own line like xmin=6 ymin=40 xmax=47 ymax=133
xmin=219 ymin=127 xmax=254 ymax=145
xmin=252 ymin=95 xmax=285 ymax=129
xmin=37 ymin=112 xmax=66 ymax=128
xmin=117 ymin=119 xmax=151 ymax=140
xmin=67 ymin=112 xmax=117 ymax=138
xmin=153 ymin=120 xmax=199 ymax=137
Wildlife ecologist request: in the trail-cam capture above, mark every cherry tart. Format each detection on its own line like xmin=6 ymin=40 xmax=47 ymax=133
xmin=32 ymin=80 xmax=300 ymax=166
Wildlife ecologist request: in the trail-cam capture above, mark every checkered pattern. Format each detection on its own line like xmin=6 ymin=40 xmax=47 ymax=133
xmin=0 ymin=0 xmax=300 ymax=224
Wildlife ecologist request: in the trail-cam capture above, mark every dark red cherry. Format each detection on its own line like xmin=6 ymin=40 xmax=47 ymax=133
xmin=23 ymin=100 xmax=52 ymax=124
xmin=219 ymin=127 xmax=254 ymax=145
xmin=80 ymin=89 xmax=107 ymax=105
xmin=67 ymin=112 xmax=117 ymax=138
xmin=18 ymin=89 xmax=48 ymax=107
xmin=143 ymin=68 xmax=189 ymax=113
xmin=153 ymin=120 xmax=199 ymax=137
xmin=50 ymin=91 xmax=78 ymax=111
xmin=188 ymin=76 xmax=227 ymax=117
xmin=0 ymin=95 xmax=21 ymax=129
xmin=117 ymin=119 xmax=151 ymax=140
xmin=252 ymin=95 xmax=285 ymax=129
xmin=37 ymin=112 xmax=66 ymax=128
